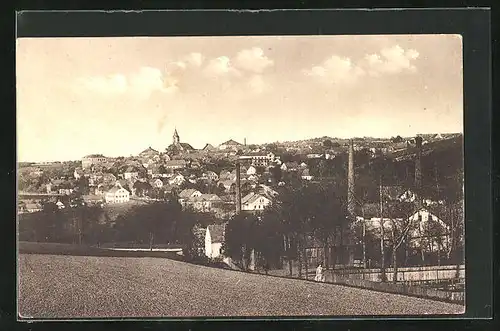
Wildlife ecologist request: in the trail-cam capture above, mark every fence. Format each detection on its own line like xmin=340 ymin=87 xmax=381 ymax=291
xmin=331 ymin=264 xmax=465 ymax=284
xmin=325 ymin=272 xmax=464 ymax=304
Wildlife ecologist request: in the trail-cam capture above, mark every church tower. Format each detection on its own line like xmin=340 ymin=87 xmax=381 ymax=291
xmin=173 ymin=128 xmax=180 ymax=146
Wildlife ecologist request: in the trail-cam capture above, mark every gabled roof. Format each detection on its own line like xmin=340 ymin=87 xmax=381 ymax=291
xmin=207 ymin=223 xmax=226 ymax=243
xmin=107 ymin=186 xmax=129 ymax=194
xmin=193 ymin=194 xmax=222 ymax=202
xmin=139 ymin=146 xmax=159 ymax=156
xmin=83 ymin=154 xmax=105 ymax=158
xmin=203 ymin=143 xmax=216 ymax=151
xmin=165 ymin=160 xmax=187 ymax=166
xmin=220 ymin=139 xmax=242 ymax=146
xmin=301 ymin=168 xmax=311 ymax=176
xmin=242 ymin=192 xmax=271 ymax=205
xmin=180 ymin=143 xmax=195 ymax=150
xmin=178 ymin=188 xmax=201 ymax=198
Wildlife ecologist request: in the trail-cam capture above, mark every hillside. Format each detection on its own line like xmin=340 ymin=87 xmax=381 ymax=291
xmin=18 ymin=253 xmax=464 ymax=318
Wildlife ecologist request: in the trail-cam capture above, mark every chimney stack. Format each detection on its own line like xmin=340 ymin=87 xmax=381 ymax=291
xmin=347 ymin=139 xmax=355 ymax=218
xmin=244 ymin=138 xmax=247 ymax=146
xmin=414 ymin=136 xmax=423 ymax=192
xmin=235 ymin=161 xmax=242 ymax=213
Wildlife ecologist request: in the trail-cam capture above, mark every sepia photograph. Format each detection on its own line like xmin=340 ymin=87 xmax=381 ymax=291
xmin=16 ymin=33 xmax=465 ymax=319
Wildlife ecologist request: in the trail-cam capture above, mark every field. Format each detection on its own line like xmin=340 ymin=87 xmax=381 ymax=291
xmin=18 ymin=253 xmax=464 ymax=319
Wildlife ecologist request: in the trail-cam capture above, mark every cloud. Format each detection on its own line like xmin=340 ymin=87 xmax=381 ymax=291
xmin=303 ymin=55 xmax=365 ymax=84
xmin=76 ymin=66 xmax=178 ymax=99
xmin=304 ymin=45 xmax=419 ymax=85
xmin=203 ymin=56 xmax=241 ymax=77
xmin=184 ymin=52 xmax=204 ymax=67
xmin=365 ymin=45 xmax=419 ymax=76
xmin=234 ymin=47 xmax=274 ymax=73
xmin=247 ymin=74 xmax=270 ymax=94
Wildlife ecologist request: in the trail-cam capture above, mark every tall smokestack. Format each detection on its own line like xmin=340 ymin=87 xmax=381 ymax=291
xmin=347 ymin=139 xmax=355 ymax=218
xmin=235 ymin=161 xmax=241 ymax=213
xmin=244 ymin=138 xmax=247 ymax=146
xmin=414 ymin=136 xmax=423 ymax=193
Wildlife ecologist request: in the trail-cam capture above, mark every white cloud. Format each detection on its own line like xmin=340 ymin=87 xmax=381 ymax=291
xmin=203 ymin=56 xmax=241 ymax=77
xmin=303 ymin=55 xmax=365 ymax=84
xmin=304 ymin=45 xmax=419 ymax=85
xmin=234 ymin=47 xmax=274 ymax=73
xmin=76 ymin=66 xmax=178 ymax=99
xmin=365 ymin=45 xmax=419 ymax=76
xmin=184 ymin=52 xmax=204 ymax=67
xmin=247 ymin=74 xmax=270 ymax=94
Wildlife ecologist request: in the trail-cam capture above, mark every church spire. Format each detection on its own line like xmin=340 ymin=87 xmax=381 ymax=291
xmin=173 ymin=127 xmax=180 ymax=145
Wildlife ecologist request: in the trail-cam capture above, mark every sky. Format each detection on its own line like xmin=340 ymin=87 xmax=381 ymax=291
xmin=16 ymin=35 xmax=463 ymax=162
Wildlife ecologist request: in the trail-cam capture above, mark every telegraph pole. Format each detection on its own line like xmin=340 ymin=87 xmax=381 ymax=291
xmin=379 ymin=176 xmax=386 ymax=281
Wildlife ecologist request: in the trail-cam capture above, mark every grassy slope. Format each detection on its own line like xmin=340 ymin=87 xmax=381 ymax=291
xmin=18 ymin=254 xmax=464 ymax=318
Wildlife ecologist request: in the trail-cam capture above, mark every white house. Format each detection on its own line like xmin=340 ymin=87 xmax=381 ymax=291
xmin=205 ymin=171 xmax=219 ymax=181
xmin=241 ymin=192 xmax=272 ymax=212
xmin=301 ymin=168 xmax=314 ymax=181
xmin=169 ymin=174 xmax=186 ymax=186
xmin=178 ymin=188 xmax=202 ymax=206
xmin=105 ymin=184 xmax=130 ymax=204
xmin=123 ymin=167 xmax=139 ymax=181
xmin=205 ymin=223 xmax=226 ymax=259
xmin=355 ymin=205 xmax=451 ymax=252
xmin=191 ymin=194 xmax=222 ymax=212
xmin=151 ymin=178 xmax=164 ymax=189
xmin=164 ymin=159 xmax=187 ymax=170
xmin=56 ymin=200 xmax=65 ymax=209
xmin=246 ymin=166 xmax=257 ymax=175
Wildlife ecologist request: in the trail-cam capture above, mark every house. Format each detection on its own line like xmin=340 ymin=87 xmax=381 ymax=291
xmin=164 ymin=159 xmax=187 ymax=170
xmin=202 ymin=171 xmax=219 ymax=181
xmin=105 ymin=184 xmax=130 ymax=204
xmin=56 ymin=200 xmax=65 ymax=209
xmin=83 ymin=195 xmax=103 ymax=206
xmin=301 ymin=168 xmax=314 ymax=181
xmin=191 ymin=194 xmax=223 ymax=212
xmin=241 ymin=152 xmax=276 ymax=167
xmin=205 ymin=223 xmax=227 ymax=259
xmin=241 ymin=192 xmax=272 ymax=212
xmin=19 ymin=201 xmax=42 ymax=213
xmin=218 ymin=179 xmax=235 ymax=192
xmin=81 ymin=154 xmax=107 ymax=170
xmin=307 ymin=154 xmax=323 ymax=159
xmin=169 ymin=173 xmax=186 ymax=186
xmin=281 ymin=161 xmax=300 ymax=172
xmin=355 ymin=204 xmax=451 ymax=252
xmin=218 ymin=139 xmax=243 ymax=151
xmin=178 ymin=188 xmax=203 ymax=206
xmin=246 ymin=166 xmax=257 ymax=175
xmin=101 ymin=173 xmax=117 ymax=186
xmin=122 ymin=167 xmax=139 ymax=181
xmin=202 ymin=143 xmax=217 ymax=152
xmin=73 ymin=168 xmax=84 ymax=180
xmin=151 ymin=178 xmax=164 ymax=189
xmin=58 ymin=188 xmax=74 ymax=195
xmin=139 ymin=146 xmax=160 ymax=159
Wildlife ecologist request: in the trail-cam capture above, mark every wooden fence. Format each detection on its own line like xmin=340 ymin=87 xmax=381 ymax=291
xmin=331 ymin=264 xmax=465 ymax=284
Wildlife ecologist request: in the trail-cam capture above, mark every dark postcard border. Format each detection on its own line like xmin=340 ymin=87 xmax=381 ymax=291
xmin=8 ymin=7 xmax=492 ymax=326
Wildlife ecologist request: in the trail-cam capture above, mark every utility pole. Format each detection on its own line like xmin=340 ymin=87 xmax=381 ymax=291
xmin=379 ymin=176 xmax=386 ymax=281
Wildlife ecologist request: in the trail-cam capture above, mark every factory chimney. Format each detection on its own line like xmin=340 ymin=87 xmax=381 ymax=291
xmin=347 ymin=139 xmax=356 ymax=218
xmin=235 ymin=161 xmax=242 ymax=213
xmin=244 ymin=138 xmax=247 ymax=146
xmin=414 ymin=136 xmax=423 ymax=202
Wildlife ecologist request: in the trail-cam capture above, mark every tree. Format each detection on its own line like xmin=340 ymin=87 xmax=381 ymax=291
xmin=323 ymin=139 xmax=333 ymax=149
xmin=385 ymin=201 xmax=416 ymax=283
xmin=268 ymin=165 xmax=282 ymax=183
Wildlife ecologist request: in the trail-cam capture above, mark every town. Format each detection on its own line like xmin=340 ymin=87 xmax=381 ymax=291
xmin=18 ymin=128 xmax=464 ymax=292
